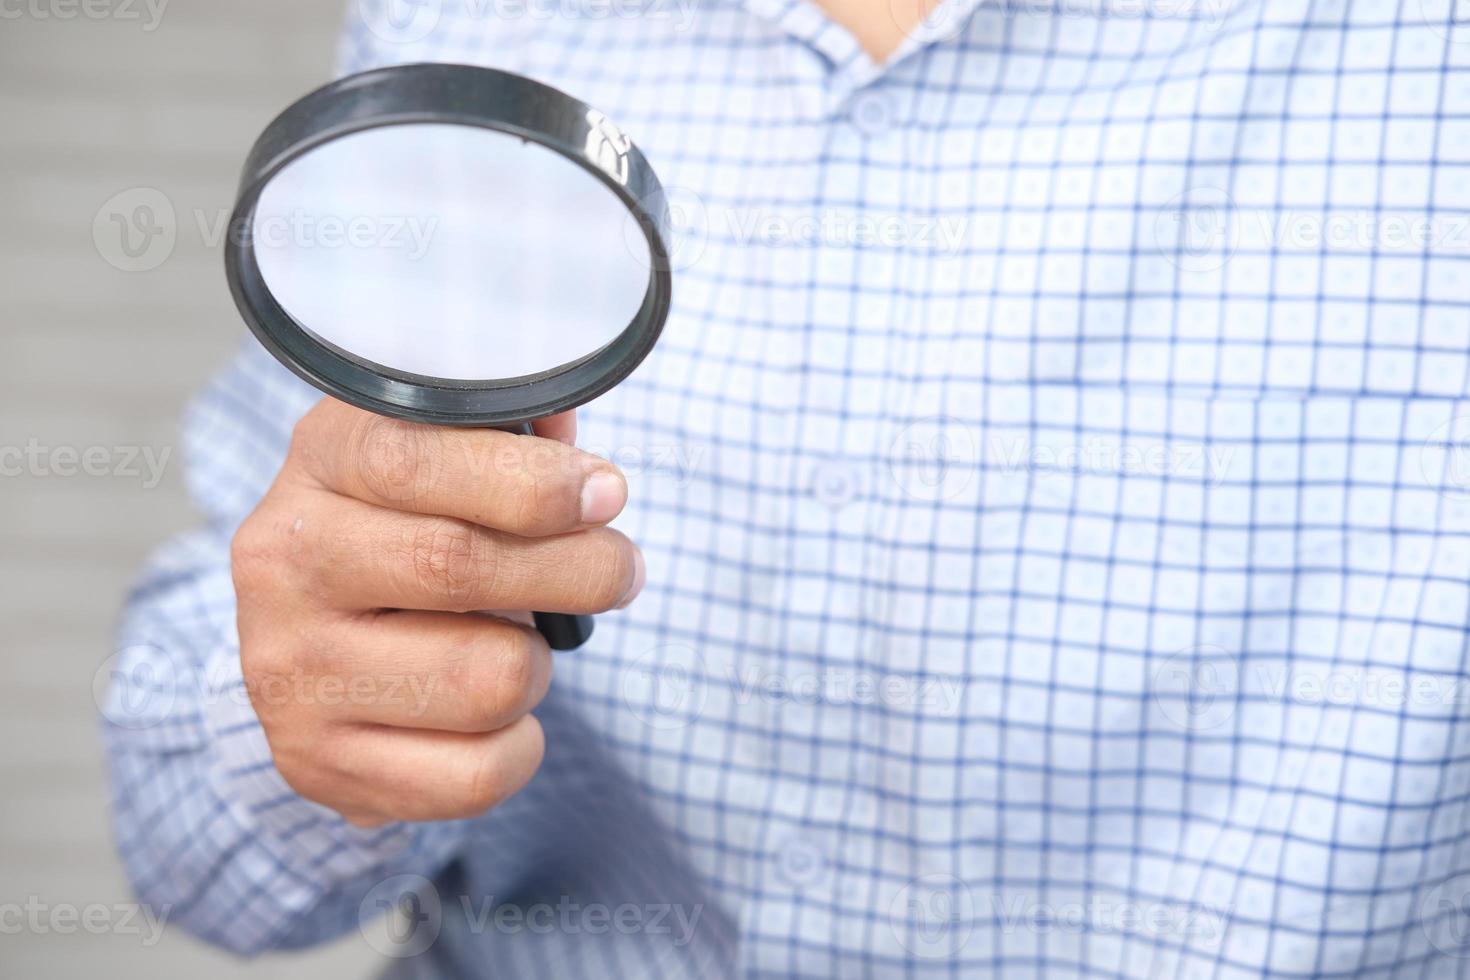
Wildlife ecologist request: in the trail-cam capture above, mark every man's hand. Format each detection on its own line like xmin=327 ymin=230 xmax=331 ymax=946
xmin=230 ymin=398 xmax=642 ymax=827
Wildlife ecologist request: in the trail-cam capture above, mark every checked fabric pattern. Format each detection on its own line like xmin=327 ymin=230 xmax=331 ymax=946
xmin=105 ymin=0 xmax=1470 ymax=975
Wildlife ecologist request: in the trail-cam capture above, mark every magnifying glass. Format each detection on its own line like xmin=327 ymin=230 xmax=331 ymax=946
xmin=224 ymin=63 xmax=673 ymax=650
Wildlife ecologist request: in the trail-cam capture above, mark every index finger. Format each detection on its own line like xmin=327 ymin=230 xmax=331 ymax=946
xmin=532 ymin=410 xmax=576 ymax=444
xmin=289 ymin=399 xmax=626 ymax=536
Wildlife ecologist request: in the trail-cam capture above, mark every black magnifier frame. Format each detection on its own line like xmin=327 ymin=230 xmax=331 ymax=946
xmin=224 ymin=62 xmax=673 ymax=428
xmin=224 ymin=63 xmax=673 ymax=650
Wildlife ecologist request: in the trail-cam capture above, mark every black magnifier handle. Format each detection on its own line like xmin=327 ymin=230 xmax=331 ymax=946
xmin=533 ymin=610 xmax=595 ymax=651
xmin=503 ymin=422 xmax=595 ymax=651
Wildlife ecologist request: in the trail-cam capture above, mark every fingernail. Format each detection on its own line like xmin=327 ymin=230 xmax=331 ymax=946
xmin=617 ymin=548 xmax=646 ymax=609
xmin=580 ymin=469 xmax=626 ymax=525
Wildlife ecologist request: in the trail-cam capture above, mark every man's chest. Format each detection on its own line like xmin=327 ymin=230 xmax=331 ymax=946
xmin=368 ymin=1 xmax=1462 ymax=407
xmin=348 ymin=0 xmax=1470 ymax=710
xmin=346 ymin=0 xmax=1470 ymax=633
xmin=332 ymin=8 xmax=1470 ymax=972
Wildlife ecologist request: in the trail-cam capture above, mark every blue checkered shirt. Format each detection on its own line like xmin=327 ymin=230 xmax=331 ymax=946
xmin=104 ymin=0 xmax=1470 ymax=975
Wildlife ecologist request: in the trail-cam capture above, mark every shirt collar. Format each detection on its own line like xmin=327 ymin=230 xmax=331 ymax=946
xmin=739 ymin=0 xmax=989 ymax=103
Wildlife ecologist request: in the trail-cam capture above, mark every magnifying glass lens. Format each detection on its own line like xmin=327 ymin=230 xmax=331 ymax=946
xmin=253 ymin=124 xmax=652 ymax=382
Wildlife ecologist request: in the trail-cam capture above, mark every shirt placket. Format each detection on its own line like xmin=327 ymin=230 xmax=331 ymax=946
xmin=727 ymin=0 xmax=979 ymax=970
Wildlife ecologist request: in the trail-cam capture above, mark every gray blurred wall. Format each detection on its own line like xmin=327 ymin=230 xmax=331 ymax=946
xmin=1 ymin=2 xmax=383 ymax=975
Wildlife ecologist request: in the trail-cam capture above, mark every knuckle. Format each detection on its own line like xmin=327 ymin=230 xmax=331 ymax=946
xmin=489 ymin=627 xmax=541 ymax=709
xmin=456 ymin=627 xmax=542 ymax=727
xmin=503 ymin=446 xmax=577 ymax=535
xmin=286 ymin=766 xmax=347 ymax=815
xmin=271 ymin=745 xmax=310 ymax=790
xmin=459 ymin=747 xmax=508 ymax=816
xmin=286 ymin=400 xmax=340 ymax=472
xmin=406 ymin=520 xmax=492 ymax=609
xmin=241 ymin=640 xmax=314 ymax=718
xmin=231 ymin=510 xmax=352 ymax=686
xmin=354 ymin=415 xmax=433 ymax=505
xmin=510 ymin=467 xmax=557 ymax=534
xmin=287 ymin=617 xmax=343 ymax=676
xmin=231 ymin=511 xmax=289 ymax=594
xmin=263 ymin=730 xmax=332 ymax=804
xmin=229 ymin=521 xmax=264 ymax=588
xmin=519 ymin=717 xmax=547 ymax=779
xmin=232 ymin=498 xmax=331 ymax=600
xmin=230 ymin=514 xmax=308 ymax=605
xmin=287 ymin=405 xmax=324 ymax=457
xmin=239 ymin=634 xmax=285 ymax=689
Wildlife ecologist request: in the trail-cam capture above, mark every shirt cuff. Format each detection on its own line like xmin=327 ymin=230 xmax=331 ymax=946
xmin=203 ymin=636 xmax=417 ymax=881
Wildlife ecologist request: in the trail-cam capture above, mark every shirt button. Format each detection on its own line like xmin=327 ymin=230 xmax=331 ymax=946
xmin=776 ymin=838 xmax=828 ymax=888
xmin=810 ymin=458 xmax=865 ymax=509
xmin=848 ymin=89 xmax=895 ymax=139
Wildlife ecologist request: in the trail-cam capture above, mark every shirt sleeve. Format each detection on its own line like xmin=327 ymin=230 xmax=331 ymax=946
xmin=99 ymin=10 xmax=496 ymax=953
xmin=101 ymin=342 xmax=471 ymax=954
